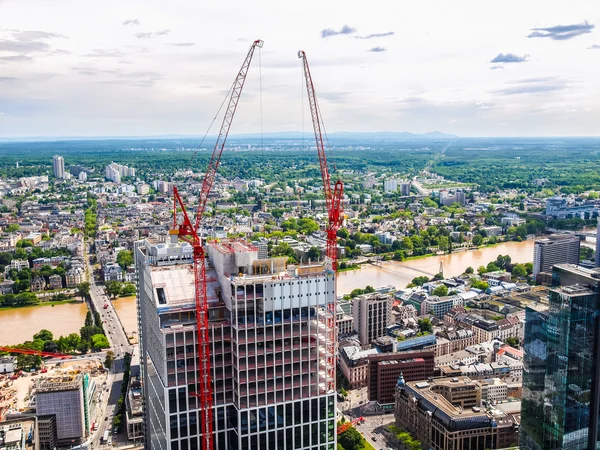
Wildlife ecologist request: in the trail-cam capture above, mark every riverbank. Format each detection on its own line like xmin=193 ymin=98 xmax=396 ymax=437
xmin=0 ymin=299 xmax=82 ymax=311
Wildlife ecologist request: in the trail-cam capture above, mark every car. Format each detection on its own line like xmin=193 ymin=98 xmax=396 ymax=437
xmin=373 ymin=437 xmax=377 ymax=441
xmin=104 ymin=417 xmax=108 ymax=421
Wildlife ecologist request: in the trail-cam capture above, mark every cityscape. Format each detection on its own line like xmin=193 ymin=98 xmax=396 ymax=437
xmin=1 ymin=2 xmax=600 ymax=450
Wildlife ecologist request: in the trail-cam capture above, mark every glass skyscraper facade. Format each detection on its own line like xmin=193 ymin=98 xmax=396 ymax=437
xmin=521 ymin=264 xmax=600 ymax=450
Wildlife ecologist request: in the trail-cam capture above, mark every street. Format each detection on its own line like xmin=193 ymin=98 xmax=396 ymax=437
xmin=86 ymin=252 xmax=134 ymax=449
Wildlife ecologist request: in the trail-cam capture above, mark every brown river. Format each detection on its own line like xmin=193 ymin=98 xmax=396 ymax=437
xmin=0 ymin=240 xmax=535 ymax=344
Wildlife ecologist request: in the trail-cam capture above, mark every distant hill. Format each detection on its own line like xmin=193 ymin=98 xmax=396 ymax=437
xmin=0 ymin=131 xmax=458 ymax=143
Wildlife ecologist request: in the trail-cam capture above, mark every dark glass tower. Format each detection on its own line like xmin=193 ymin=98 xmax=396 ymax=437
xmin=521 ymin=264 xmax=600 ymax=450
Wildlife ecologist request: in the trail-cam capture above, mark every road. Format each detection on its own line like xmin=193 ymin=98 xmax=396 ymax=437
xmin=86 ymin=252 xmax=134 ymax=449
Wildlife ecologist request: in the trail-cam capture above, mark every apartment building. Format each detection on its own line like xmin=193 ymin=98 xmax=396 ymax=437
xmin=135 ymin=236 xmax=337 ymax=450
xmin=353 ymin=293 xmax=392 ymax=345
xmin=533 ymin=234 xmax=580 ymax=277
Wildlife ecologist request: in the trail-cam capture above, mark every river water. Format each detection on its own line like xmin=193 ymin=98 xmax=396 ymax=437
xmin=0 ymin=301 xmax=90 ymax=346
xmin=0 ymin=240 xmax=535 ymax=344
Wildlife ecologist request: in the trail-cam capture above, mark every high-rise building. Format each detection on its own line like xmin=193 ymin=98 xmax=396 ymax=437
xmin=135 ymin=236 xmax=337 ymax=450
xmin=521 ymin=264 xmax=600 ymax=450
xmin=399 ymin=182 xmax=411 ymax=196
xmin=383 ymin=179 xmax=398 ymax=193
xmin=532 ymin=234 xmax=580 ymax=277
xmin=52 ymin=155 xmax=64 ymax=179
xmin=596 ymin=217 xmax=600 ymax=267
xmin=353 ymin=293 xmax=391 ymax=345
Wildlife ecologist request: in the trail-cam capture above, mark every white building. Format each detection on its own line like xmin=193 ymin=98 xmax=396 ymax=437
xmin=0 ymin=356 xmax=16 ymax=373
xmin=533 ymin=234 xmax=580 ymax=277
xmin=384 ymin=179 xmax=398 ymax=193
xmin=353 ymin=293 xmax=392 ymax=345
xmin=52 ymin=155 xmax=65 ymax=179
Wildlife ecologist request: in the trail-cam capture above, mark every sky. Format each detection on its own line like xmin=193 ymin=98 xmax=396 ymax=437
xmin=0 ymin=0 xmax=599 ymax=138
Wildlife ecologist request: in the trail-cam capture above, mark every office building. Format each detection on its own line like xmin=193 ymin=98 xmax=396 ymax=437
xmin=34 ymin=374 xmax=93 ymax=448
xmin=596 ymin=217 xmax=600 ymax=267
xmin=420 ymin=295 xmax=463 ymax=317
xmin=395 ymin=377 xmax=520 ymax=450
xmin=367 ymin=350 xmax=435 ymax=406
xmin=532 ymin=234 xmax=580 ymax=277
xmin=521 ymin=264 xmax=600 ymax=450
xmin=353 ymin=293 xmax=391 ymax=345
xmin=52 ymin=156 xmax=64 ymax=179
xmin=135 ymin=236 xmax=337 ymax=450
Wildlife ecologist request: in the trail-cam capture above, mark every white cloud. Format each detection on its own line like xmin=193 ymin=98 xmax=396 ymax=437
xmin=0 ymin=0 xmax=598 ymax=137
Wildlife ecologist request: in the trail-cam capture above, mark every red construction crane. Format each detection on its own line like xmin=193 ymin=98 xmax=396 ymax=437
xmin=337 ymin=416 xmax=364 ymax=435
xmin=171 ymin=39 xmax=263 ymax=450
xmin=298 ymin=50 xmax=344 ymax=271
xmin=298 ymin=50 xmax=343 ymax=396
xmin=0 ymin=347 xmax=72 ymax=359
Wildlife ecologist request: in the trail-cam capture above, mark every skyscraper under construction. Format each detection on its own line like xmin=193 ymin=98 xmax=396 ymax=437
xmin=135 ymin=235 xmax=337 ymax=450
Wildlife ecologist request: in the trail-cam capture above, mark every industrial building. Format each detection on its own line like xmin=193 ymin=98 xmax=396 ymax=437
xmin=135 ymin=236 xmax=337 ymax=450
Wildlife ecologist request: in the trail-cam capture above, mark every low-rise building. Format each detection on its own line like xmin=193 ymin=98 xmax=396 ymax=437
xmin=0 ymin=356 xmax=16 ymax=373
xmin=0 ymin=415 xmax=38 ymax=450
xmin=339 ymin=346 xmax=379 ymax=389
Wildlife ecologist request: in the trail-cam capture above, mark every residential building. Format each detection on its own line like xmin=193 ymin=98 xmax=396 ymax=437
xmin=367 ymin=350 xmax=435 ymax=406
xmin=400 ymin=182 xmax=411 ymax=196
xmin=383 ymin=179 xmax=398 ymax=193
xmin=4 ymin=259 xmax=29 ymax=275
xmin=52 ymin=156 xmax=64 ymax=179
xmin=533 ymin=234 xmax=580 ymax=277
xmin=48 ymin=274 xmax=62 ymax=290
xmin=102 ymin=263 xmax=122 ymax=282
xmin=65 ymin=267 xmax=85 ymax=288
xmin=395 ymin=377 xmax=520 ymax=450
xmin=353 ymin=293 xmax=392 ymax=345
xmin=136 ymin=184 xmax=150 ymax=196
xmin=135 ymin=236 xmax=337 ymax=450
xmin=30 ymin=276 xmax=46 ymax=292
xmin=521 ymin=265 xmax=600 ymax=450
xmin=0 ymin=356 xmax=16 ymax=373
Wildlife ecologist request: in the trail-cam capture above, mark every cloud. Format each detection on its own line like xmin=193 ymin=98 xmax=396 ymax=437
xmin=0 ymin=54 xmax=33 ymax=62
xmin=589 ymin=44 xmax=600 ymax=50
xmin=355 ymin=31 xmax=394 ymax=40
xmin=527 ymin=21 xmax=594 ymax=40
xmin=0 ymin=29 xmax=66 ymax=56
xmin=122 ymin=19 xmax=140 ymax=26
xmin=166 ymin=42 xmax=195 ymax=47
xmin=490 ymin=53 xmax=528 ymax=63
xmin=368 ymin=46 xmax=386 ymax=52
xmin=83 ymin=48 xmax=125 ymax=58
xmin=490 ymin=65 xmax=504 ymax=70
xmin=134 ymin=29 xmax=170 ymax=39
xmin=320 ymin=25 xmax=356 ymax=38
xmin=0 ymin=76 xmax=19 ymax=82
xmin=492 ymin=77 xmax=567 ymax=96
xmin=565 ymin=109 xmax=577 ymax=113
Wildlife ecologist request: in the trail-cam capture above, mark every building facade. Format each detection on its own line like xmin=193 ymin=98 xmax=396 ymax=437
xmin=135 ymin=236 xmax=337 ymax=450
xmin=353 ymin=293 xmax=392 ymax=346
xmin=533 ymin=234 xmax=580 ymax=277
xmin=367 ymin=351 xmax=435 ymax=406
xmin=52 ymin=156 xmax=64 ymax=179
xmin=521 ymin=265 xmax=600 ymax=450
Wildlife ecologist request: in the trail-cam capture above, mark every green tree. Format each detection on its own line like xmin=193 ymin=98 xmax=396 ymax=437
xmin=91 ymin=334 xmax=110 ymax=350
xmin=121 ymin=283 xmax=136 ymax=296
xmin=486 ymin=262 xmax=500 ymax=272
xmin=33 ymin=329 xmax=54 ymax=342
xmin=307 ymin=246 xmax=320 ymax=261
xmin=505 ymin=337 xmax=519 ymax=348
xmin=411 ymin=276 xmax=430 ymax=287
xmin=85 ymin=311 xmax=93 ymax=326
xmin=116 ymin=250 xmax=134 ymax=270
xmin=524 ymin=262 xmax=534 ymax=275
xmin=432 ymin=285 xmax=449 ymax=297
xmin=104 ymin=350 xmax=115 ymax=369
xmin=418 ymin=318 xmax=433 ymax=333
xmin=472 ymin=234 xmax=483 ymax=246
xmin=465 ymin=266 xmax=474 ymax=274
xmin=512 ymin=264 xmax=527 ymax=278
xmin=337 ymin=228 xmax=349 ymax=239
xmin=106 ymin=281 xmax=122 ymax=299
xmin=77 ymin=282 xmax=90 ymax=300
xmin=338 ymin=427 xmax=364 ymax=450
xmin=5 ymin=224 xmax=20 ymax=233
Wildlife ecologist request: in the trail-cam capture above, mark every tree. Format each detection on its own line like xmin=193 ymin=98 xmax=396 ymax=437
xmin=470 ymin=278 xmax=490 ymax=291
xmin=465 ymin=266 xmax=474 ymax=274
xmin=106 ymin=281 xmax=122 ymax=299
xmin=486 ymin=262 xmax=500 ymax=273
xmin=307 ymin=246 xmax=320 ymax=262
xmin=91 ymin=334 xmax=110 ymax=350
xmin=33 ymin=329 xmax=54 ymax=342
xmin=418 ymin=318 xmax=433 ymax=333
xmin=432 ymin=285 xmax=449 ymax=297
xmin=77 ymin=282 xmax=90 ymax=300
xmin=338 ymin=427 xmax=364 ymax=450
xmin=85 ymin=311 xmax=93 ymax=327
xmin=121 ymin=283 xmax=136 ymax=296
xmin=512 ymin=264 xmax=527 ymax=278
xmin=104 ymin=350 xmax=115 ymax=369
xmin=472 ymin=234 xmax=483 ymax=246
xmin=477 ymin=265 xmax=488 ymax=275
xmin=505 ymin=337 xmax=519 ymax=348
xmin=116 ymin=250 xmax=134 ymax=270
xmin=337 ymin=228 xmax=349 ymax=239
xmin=410 ymin=276 xmax=430 ymax=287
xmin=495 ymin=254 xmax=512 ymax=269
xmin=5 ymin=224 xmax=20 ymax=233
xmin=525 ymin=262 xmax=534 ymax=275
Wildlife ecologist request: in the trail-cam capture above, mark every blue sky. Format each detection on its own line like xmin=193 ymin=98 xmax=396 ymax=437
xmin=0 ymin=0 xmax=599 ymax=137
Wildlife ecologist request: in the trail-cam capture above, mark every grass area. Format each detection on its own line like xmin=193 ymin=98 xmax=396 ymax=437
xmin=362 ymin=440 xmax=376 ymax=450
xmin=337 ymin=265 xmax=361 ymax=273
xmin=0 ymin=299 xmax=82 ymax=311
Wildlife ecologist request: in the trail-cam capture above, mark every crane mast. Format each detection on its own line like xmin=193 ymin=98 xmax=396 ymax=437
xmin=172 ymin=39 xmax=263 ymax=450
xmin=298 ymin=50 xmax=343 ymax=396
xmin=298 ymin=50 xmax=344 ymax=270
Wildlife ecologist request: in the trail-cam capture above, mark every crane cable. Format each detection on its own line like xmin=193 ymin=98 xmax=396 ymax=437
xmin=259 ymin=45 xmax=264 ymax=157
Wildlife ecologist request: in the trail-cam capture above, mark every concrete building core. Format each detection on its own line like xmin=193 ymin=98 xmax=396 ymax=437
xmin=135 ymin=236 xmax=337 ymax=450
